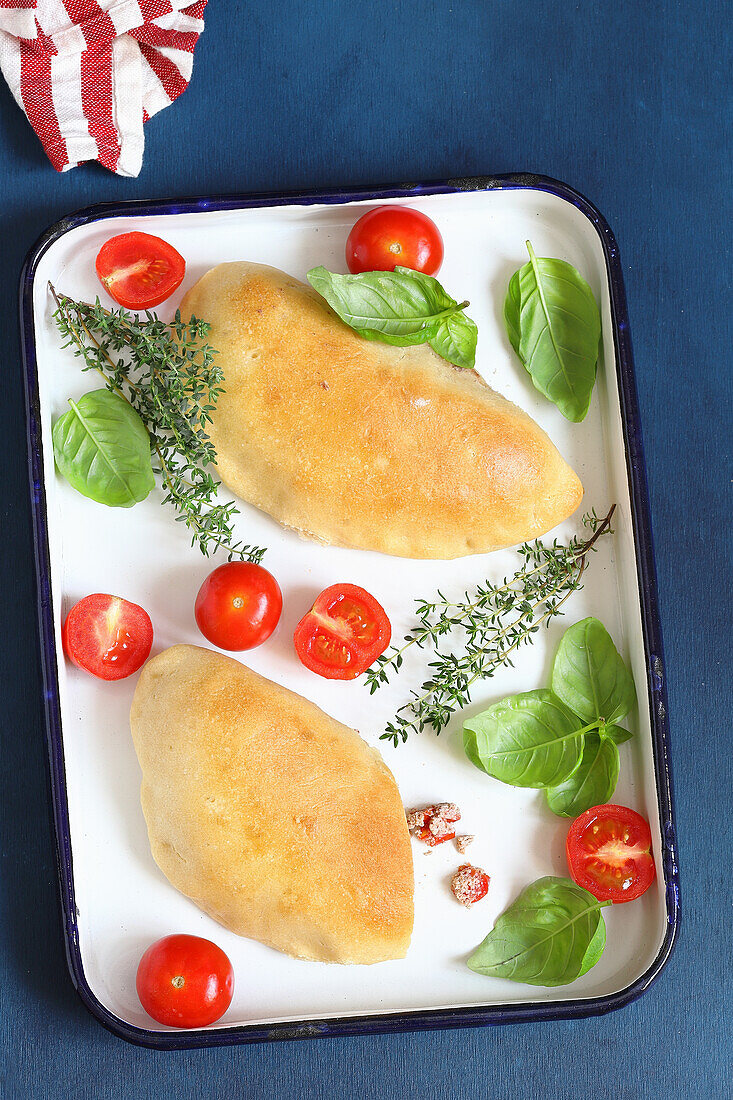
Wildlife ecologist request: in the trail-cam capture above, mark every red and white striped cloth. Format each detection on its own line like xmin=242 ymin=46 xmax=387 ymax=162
xmin=0 ymin=0 xmax=207 ymax=176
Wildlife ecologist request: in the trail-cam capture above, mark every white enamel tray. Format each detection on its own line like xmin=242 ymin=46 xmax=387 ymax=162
xmin=20 ymin=176 xmax=678 ymax=1048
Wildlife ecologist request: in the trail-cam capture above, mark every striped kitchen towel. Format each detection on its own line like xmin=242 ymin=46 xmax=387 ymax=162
xmin=0 ymin=0 xmax=207 ymax=176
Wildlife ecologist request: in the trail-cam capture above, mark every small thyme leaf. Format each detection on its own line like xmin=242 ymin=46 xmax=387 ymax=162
xmin=365 ymin=506 xmax=615 ymax=743
xmin=49 ymin=285 xmax=265 ymax=564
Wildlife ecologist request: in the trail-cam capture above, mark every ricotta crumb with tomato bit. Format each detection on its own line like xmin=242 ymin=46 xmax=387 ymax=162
xmin=455 ymin=834 xmax=474 ymax=854
xmin=406 ymin=803 xmax=461 ymax=846
xmin=450 ymin=864 xmax=490 ymax=908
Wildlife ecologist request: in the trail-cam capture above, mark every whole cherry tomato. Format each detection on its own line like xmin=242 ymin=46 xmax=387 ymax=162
xmin=136 ymin=934 xmax=234 ymax=1028
xmin=194 ymin=562 xmax=282 ymax=651
xmin=346 ymin=206 xmax=444 ymax=275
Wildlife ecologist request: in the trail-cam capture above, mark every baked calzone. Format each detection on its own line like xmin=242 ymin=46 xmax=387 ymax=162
xmin=180 ymin=263 xmax=583 ymax=558
xmin=130 ymin=645 xmax=414 ymax=964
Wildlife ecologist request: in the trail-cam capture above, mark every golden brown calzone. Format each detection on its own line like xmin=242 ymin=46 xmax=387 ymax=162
xmin=181 ymin=262 xmax=583 ymax=558
xmin=130 ymin=645 xmax=414 ymax=964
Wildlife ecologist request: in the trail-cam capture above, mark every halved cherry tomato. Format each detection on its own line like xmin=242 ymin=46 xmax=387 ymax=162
xmin=95 ymin=231 xmax=186 ymax=309
xmin=195 ymin=562 xmax=282 ymax=651
xmin=346 ymin=206 xmax=444 ymax=275
xmin=293 ymin=583 xmax=391 ymax=680
xmin=136 ymin=934 xmax=234 ymax=1029
xmin=62 ymin=593 xmax=153 ymax=681
xmin=566 ymin=804 xmax=656 ymax=903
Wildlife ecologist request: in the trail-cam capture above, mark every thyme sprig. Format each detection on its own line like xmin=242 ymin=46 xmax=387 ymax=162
xmin=50 ymin=286 xmax=265 ymax=563
xmin=365 ymin=506 xmax=615 ymax=746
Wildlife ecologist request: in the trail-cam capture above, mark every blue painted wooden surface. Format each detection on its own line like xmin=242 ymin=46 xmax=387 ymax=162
xmin=0 ymin=2 xmax=730 ymax=1096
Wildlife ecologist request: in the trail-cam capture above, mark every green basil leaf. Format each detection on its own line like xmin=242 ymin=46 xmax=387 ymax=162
xmin=306 ymin=265 xmax=476 ymax=367
xmin=503 ymin=269 xmax=522 ymax=356
xmin=307 ymin=265 xmax=455 ymax=341
xmin=604 ymin=724 xmax=633 ymax=745
xmin=463 ymin=689 xmax=586 ymax=788
xmin=551 ymin=617 xmax=637 ymax=725
xmin=467 ymin=876 xmax=609 ymax=986
xmin=577 ymin=907 xmax=607 ymax=977
xmin=390 ymin=266 xmax=478 ymax=369
xmin=52 ymin=388 xmax=155 ymax=508
xmin=504 ymin=241 xmax=601 ymax=422
xmin=545 ymin=732 xmax=620 ymax=817
xmin=428 ymin=310 xmax=478 ymax=369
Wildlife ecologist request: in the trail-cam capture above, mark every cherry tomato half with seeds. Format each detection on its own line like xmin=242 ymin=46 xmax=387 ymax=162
xmin=566 ymin=803 xmax=656 ymax=903
xmin=293 ymin=583 xmax=391 ymax=680
xmin=136 ymin=934 xmax=234 ymax=1029
xmin=95 ymin=231 xmax=186 ymax=309
xmin=195 ymin=561 xmax=282 ymax=651
xmin=62 ymin=593 xmax=153 ymax=681
xmin=346 ymin=206 xmax=444 ymax=275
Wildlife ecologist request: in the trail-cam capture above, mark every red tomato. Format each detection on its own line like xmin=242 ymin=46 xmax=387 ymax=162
xmin=194 ymin=562 xmax=282 ymax=651
xmin=451 ymin=864 xmax=490 ymax=907
xmin=293 ymin=583 xmax=391 ymax=680
xmin=95 ymin=231 xmax=185 ymax=309
xmin=62 ymin=593 xmax=153 ymax=681
xmin=566 ymin=804 xmax=656 ymax=903
xmin=136 ymin=934 xmax=234 ymax=1029
xmin=407 ymin=803 xmax=461 ymax=846
xmin=346 ymin=206 xmax=444 ymax=275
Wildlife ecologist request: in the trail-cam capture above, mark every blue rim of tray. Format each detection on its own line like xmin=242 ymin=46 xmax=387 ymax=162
xmin=18 ymin=173 xmax=679 ymax=1050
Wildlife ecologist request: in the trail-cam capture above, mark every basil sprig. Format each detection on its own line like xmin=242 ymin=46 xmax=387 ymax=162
xmin=52 ymin=388 xmax=155 ymax=508
xmin=463 ymin=618 xmax=636 ymax=816
xmin=468 ymin=877 xmax=610 ymax=986
xmin=504 ymin=241 xmax=601 ymax=421
xmin=307 ymin=265 xmax=478 ymax=369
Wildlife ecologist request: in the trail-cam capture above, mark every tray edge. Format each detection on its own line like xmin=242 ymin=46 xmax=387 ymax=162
xmin=18 ymin=172 xmax=680 ymax=1050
